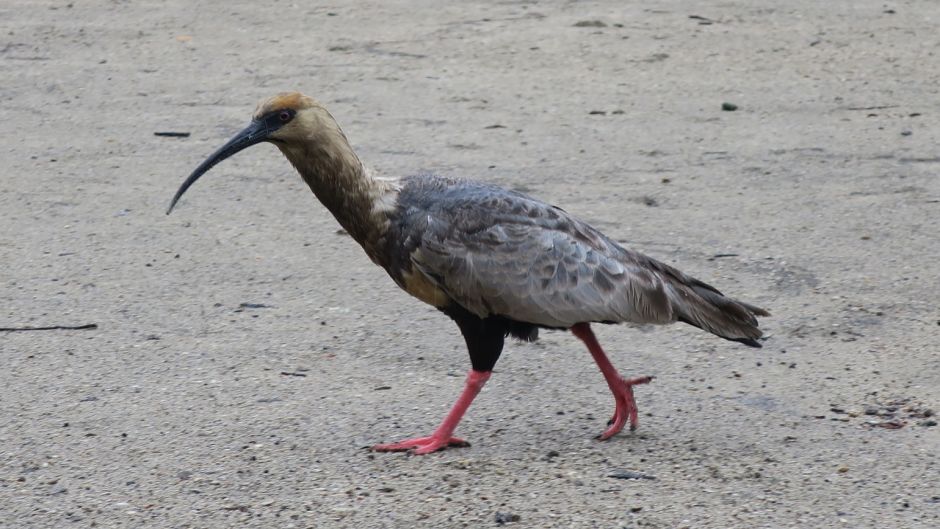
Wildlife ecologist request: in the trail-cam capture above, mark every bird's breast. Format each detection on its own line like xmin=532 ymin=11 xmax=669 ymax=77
xmin=400 ymin=268 xmax=450 ymax=308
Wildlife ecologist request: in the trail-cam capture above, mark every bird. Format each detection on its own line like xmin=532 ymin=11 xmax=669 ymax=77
xmin=168 ymin=92 xmax=769 ymax=455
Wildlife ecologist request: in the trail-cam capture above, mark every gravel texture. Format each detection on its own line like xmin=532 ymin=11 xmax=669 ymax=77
xmin=1 ymin=1 xmax=938 ymax=528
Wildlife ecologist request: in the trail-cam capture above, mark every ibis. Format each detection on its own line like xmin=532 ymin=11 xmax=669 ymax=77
xmin=168 ymin=92 xmax=769 ymax=454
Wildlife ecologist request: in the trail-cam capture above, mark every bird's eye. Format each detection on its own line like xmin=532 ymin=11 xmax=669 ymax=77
xmin=279 ymin=111 xmax=292 ymax=122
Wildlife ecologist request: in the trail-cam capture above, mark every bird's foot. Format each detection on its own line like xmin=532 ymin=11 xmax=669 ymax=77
xmin=597 ymin=375 xmax=653 ymax=440
xmin=371 ymin=435 xmax=470 ymax=455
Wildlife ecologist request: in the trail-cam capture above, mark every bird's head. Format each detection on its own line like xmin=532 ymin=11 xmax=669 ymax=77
xmin=167 ymin=91 xmax=338 ymax=214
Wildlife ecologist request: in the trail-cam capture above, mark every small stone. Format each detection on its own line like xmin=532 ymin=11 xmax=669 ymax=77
xmin=495 ymin=512 xmax=521 ymax=524
xmin=48 ymin=483 xmax=68 ymax=495
xmin=721 ymin=102 xmax=738 ymax=111
xmin=900 ymin=130 xmax=912 ymax=136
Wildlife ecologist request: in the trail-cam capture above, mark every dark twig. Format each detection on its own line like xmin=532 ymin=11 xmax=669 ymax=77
xmin=0 ymin=323 xmax=98 ymax=332
xmin=609 ymin=470 xmax=657 ymax=480
xmin=844 ymin=105 xmax=898 ymax=111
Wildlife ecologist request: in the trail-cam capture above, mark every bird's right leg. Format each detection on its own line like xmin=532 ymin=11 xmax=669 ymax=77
xmin=571 ymin=323 xmax=653 ymax=440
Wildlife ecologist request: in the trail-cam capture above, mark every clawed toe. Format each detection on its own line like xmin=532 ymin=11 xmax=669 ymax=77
xmin=624 ymin=375 xmax=654 ymax=386
xmin=371 ymin=436 xmax=469 ymax=455
xmin=595 ymin=374 xmax=653 ymax=440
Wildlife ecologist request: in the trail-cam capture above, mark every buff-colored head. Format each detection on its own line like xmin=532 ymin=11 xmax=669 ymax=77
xmin=249 ymin=92 xmax=348 ymax=151
xmin=167 ymin=91 xmax=345 ymax=214
xmin=253 ymin=92 xmax=319 ymax=119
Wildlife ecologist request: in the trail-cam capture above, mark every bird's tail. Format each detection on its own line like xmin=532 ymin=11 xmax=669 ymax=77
xmin=669 ymin=277 xmax=770 ymax=348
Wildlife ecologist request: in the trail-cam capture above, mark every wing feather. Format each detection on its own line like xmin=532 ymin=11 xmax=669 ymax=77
xmin=406 ymin=182 xmax=674 ymax=328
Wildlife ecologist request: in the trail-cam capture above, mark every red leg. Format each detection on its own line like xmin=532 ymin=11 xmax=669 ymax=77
xmin=372 ymin=369 xmax=491 ymax=455
xmin=571 ymin=323 xmax=653 ymax=440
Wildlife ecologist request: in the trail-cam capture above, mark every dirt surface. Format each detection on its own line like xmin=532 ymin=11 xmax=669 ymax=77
xmin=2 ymin=1 xmax=938 ymax=527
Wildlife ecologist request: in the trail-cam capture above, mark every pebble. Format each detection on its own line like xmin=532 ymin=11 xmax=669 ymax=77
xmin=48 ymin=483 xmax=68 ymax=495
xmin=721 ymin=102 xmax=738 ymax=111
xmin=495 ymin=512 xmax=521 ymax=524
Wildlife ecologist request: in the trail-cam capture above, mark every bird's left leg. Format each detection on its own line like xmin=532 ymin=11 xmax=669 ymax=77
xmin=571 ymin=323 xmax=653 ymax=440
xmin=371 ymin=369 xmax=491 ymax=455
xmin=373 ymin=310 xmax=503 ymax=455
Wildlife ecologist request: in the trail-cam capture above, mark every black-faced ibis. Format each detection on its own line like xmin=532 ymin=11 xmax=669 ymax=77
xmin=168 ymin=92 xmax=769 ymax=454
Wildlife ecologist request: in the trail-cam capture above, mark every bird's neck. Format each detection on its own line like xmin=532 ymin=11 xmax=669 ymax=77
xmin=278 ymin=126 xmax=397 ymax=264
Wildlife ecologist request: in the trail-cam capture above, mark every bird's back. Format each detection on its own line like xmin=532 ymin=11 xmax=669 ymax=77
xmin=378 ymin=175 xmax=766 ymax=345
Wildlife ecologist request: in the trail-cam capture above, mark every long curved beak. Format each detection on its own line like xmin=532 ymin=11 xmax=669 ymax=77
xmin=167 ymin=119 xmax=271 ymax=215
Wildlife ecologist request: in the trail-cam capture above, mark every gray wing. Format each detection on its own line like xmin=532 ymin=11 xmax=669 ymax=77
xmin=403 ymin=180 xmax=676 ymax=328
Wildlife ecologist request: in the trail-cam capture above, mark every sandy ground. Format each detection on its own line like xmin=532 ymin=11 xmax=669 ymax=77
xmin=1 ymin=1 xmax=938 ymax=527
